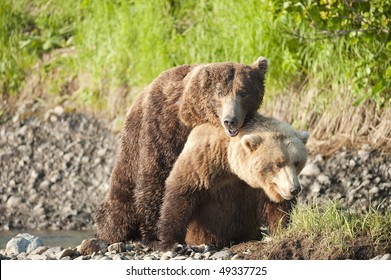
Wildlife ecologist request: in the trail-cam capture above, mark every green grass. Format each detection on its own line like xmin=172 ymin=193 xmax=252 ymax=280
xmin=273 ymin=201 xmax=391 ymax=257
xmin=1 ymin=0 xmax=390 ymax=142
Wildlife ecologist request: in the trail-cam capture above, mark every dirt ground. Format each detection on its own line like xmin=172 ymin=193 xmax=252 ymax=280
xmin=229 ymin=234 xmax=390 ymax=260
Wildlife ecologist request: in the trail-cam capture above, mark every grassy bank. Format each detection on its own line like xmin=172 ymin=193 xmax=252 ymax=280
xmin=231 ymin=202 xmax=391 ymax=259
xmin=1 ymin=0 xmax=390 ymax=151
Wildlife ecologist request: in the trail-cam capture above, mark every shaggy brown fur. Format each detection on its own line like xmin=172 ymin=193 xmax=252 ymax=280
xmin=95 ymin=58 xmax=268 ymax=245
xmin=158 ymin=114 xmax=308 ymax=250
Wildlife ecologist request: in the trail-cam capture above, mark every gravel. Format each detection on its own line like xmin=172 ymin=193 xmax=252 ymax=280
xmin=0 ymin=102 xmax=117 ymax=231
xmin=0 ymin=101 xmax=390 ymax=260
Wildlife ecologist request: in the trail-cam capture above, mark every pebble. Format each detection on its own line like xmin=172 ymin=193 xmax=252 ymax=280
xmin=300 ymin=163 xmax=321 ymax=177
xmin=210 ymin=250 xmax=232 ymax=259
xmin=79 ymin=239 xmax=108 ymax=255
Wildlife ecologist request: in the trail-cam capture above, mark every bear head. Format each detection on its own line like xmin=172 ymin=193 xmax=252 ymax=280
xmin=179 ymin=57 xmax=268 ymax=137
xmin=228 ymin=117 xmax=309 ymax=203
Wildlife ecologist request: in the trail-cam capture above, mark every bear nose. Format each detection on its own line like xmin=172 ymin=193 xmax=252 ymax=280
xmin=290 ymin=184 xmax=301 ymax=197
xmin=223 ymin=117 xmax=238 ymax=129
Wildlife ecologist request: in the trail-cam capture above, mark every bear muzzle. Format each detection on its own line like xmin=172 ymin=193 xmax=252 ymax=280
xmin=223 ymin=116 xmax=240 ymax=137
xmin=290 ymin=183 xmax=302 ymax=197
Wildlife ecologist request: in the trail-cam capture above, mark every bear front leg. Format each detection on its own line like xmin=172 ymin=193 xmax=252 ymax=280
xmin=158 ymin=187 xmax=200 ymax=251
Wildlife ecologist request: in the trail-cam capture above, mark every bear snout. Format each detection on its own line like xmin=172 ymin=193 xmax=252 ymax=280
xmin=223 ymin=116 xmax=240 ymax=137
xmin=290 ymin=183 xmax=302 ymax=197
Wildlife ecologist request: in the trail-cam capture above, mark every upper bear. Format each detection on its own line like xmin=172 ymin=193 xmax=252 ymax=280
xmin=95 ymin=57 xmax=268 ymax=245
xmin=158 ymin=114 xmax=309 ymax=250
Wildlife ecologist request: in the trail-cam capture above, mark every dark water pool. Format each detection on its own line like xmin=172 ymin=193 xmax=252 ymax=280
xmin=0 ymin=230 xmax=95 ymax=249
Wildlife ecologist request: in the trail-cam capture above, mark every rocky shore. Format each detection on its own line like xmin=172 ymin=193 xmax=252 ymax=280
xmin=1 ymin=233 xmax=390 ymax=260
xmin=0 ymin=101 xmax=390 ymax=260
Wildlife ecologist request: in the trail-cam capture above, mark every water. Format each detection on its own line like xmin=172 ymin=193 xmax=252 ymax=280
xmin=0 ymin=230 xmax=95 ymax=249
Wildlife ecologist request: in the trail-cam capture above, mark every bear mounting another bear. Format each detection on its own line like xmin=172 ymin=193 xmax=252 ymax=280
xmin=95 ymin=57 xmax=269 ymax=246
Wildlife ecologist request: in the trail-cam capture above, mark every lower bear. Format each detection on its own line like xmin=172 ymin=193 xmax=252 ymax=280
xmin=158 ymin=114 xmax=309 ymax=250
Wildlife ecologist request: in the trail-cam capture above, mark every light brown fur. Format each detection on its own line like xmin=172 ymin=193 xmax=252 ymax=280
xmin=158 ymin=114 xmax=309 ymax=250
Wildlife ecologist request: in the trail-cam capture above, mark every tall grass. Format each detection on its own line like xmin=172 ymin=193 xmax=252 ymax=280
xmin=1 ymin=0 xmax=390 ymax=145
xmin=285 ymin=201 xmax=391 ymax=247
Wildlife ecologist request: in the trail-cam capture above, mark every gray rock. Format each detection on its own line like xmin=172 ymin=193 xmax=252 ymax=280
xmin=317 ymin=174 xmax=330 ymax=185
xmin=56 ymin=248 xmax=78 ymax=260
xmin=28 ymin=254 xmax=47 ymax=260
xmin=301 ymin=163 xmax=321 ymax=177
xmin=161 ymin=251 xmax=178 ymax=259
xmin=368 ymin=186 xmax=379 ymax=195
xmin=210 ymin=250 xmax=232 ymax=259
xmin=381 ymin=253 xmax=391 ymax=260
xmin=43 ymin=246 xmax=63 ymax=257
xmin=358 ymin=150 xmax=370 ymax=161
xmin=29 ymin=246 xmax=49 ymax=255
xmin=5 ymin=233 xmax=44 ymax=255
xmin=53 ymin=105 xmax=64 ymax=116
xmin=172 ymin=255 xmax=187 ymax=260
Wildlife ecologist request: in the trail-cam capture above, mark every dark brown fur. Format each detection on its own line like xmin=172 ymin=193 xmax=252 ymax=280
xmin=157 ymin=115 xmax=308 ymax=250
xmin=96 ymin=58 xmax=268 ymax=244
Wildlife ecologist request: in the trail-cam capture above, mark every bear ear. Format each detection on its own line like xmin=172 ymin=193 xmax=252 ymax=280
xmin=296 ymin=131 xmax=309 ymax=144
xmin=252 ymin=56 xmax=268 ymax=74
xmin=241 ymin=134 xmax=263 ymax=153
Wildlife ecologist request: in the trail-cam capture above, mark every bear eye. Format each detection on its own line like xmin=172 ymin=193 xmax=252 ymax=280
xmin=238 ymin=90 xmax=248 ymax=97
xmin=294 ymin=161 xmax=300 ymax=168
xmin=276 ymin=162 xmax=285 ymax=169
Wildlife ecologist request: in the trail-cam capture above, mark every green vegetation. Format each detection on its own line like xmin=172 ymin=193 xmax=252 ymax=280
xmin=1 ymin=0 xmax=390 ymax=147
xmin=287 ymin=201 xmax=391 ymax=244
xmin=253 ymin=201 xmax=391 ymax=259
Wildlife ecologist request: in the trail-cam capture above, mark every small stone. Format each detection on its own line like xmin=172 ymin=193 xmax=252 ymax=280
xmin=360 ymin=179 xmax=371 ymax=188
xmin=28 ymin=254 xmax=47 ymax=260
xmin=56 ymin=248 xmax=77 ymax=259
xmin=193 ymin=252 xmax=203 ymax=259
xmin=161 ymin=251 xmax=177 ymax=259
xmin=53 ymin=105 xmax=64 ymax=116
xmin=300 ymin=163 xmax=321 ymax=177
xmin=358 ymin=150 xmax=370 ymax=161
xmin=42 ymin=246 xmax=63 ymax=257
xmin=368 ymin=186 xmax=379 ymax=195
xmin=97 ymin=148 xmax=107 ymax=157
xmin=6 ymin=196 xmax=22 ymax=209
xmin=203 ymin=252 xmax=213 ymax=259
xmin=317 ymin=174 xmax=330 ymax=185
xmin=231 ymin=254 xmax=243 ymax=260
xmin=30 ymin=246 xmax=49 ymax=255
xmin=172 ymin=255 xmax=187 ymax=260
xmin=210 ymin=250 xmax=232 ymax=260
xmin=310 ymin=181 xmax=322 ymax=194
xmin=380 ymin=253 xmax=391 ymax=260
xmin=79 ymin=239 xmax=108 ymax=255
xmin=108 ymin=242 xmax=126 ymax=254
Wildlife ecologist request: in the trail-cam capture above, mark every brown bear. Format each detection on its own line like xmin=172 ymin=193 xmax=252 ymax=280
xmin=157 ymin=114 xmax=309 ymax=250
xmin=95 ymin=57 xmax=269 ymax=245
